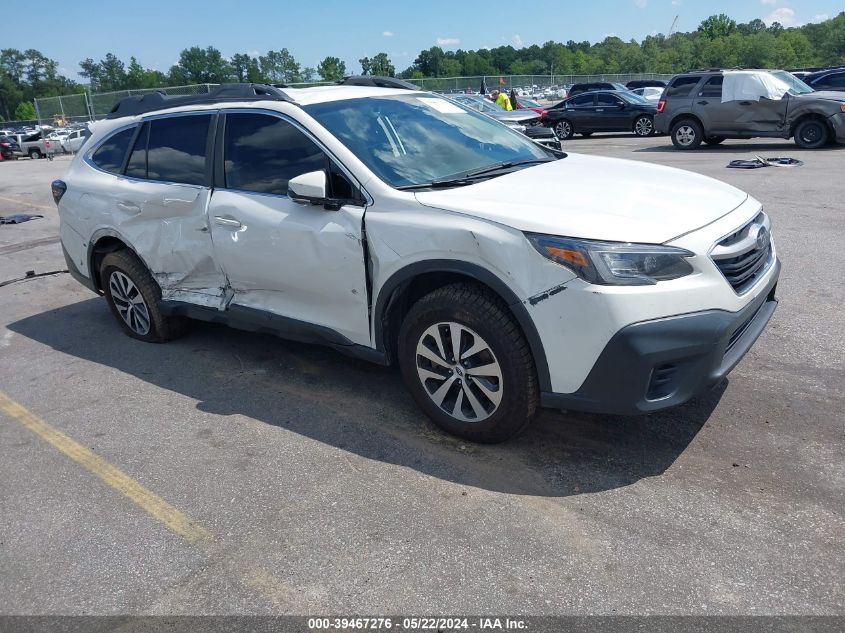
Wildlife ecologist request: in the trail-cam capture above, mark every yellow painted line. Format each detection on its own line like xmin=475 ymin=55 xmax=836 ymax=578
xmin=0 ymin=390 xmax=211 ymax=543
xmin=0 ymin=194 xmax=53 ymax=211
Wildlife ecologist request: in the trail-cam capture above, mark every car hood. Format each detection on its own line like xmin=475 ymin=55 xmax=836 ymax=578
xmin=798 ymin=90 xmax=845 ymax=103
xmin=414 ymin=153 xmax=749 ymax=243
xmin=489 ymin=110 xmax=539 ymax=123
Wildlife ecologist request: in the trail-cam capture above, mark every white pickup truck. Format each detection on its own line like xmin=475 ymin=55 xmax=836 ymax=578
xmin=12 ymin=131 xmax=62 ymax=159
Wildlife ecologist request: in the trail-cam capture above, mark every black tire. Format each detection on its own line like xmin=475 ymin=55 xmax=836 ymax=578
xmin=580 ymin=132 xmax=593 ymax=137
xmin=633 ymin=115 xmax=655 ymax=137
xmin=553 ymin=119 xmax=574 ymax=140
xmin=28 ymin=148 xmax=42 ymax=160
xmin=100 ymin=250 xmax=187 ymax=343
xmin=398 ymin=283 xmax=539 ymax=443
xmin=704 ymin=136 xmax=725 ymax=146
xmin=670 ymin=118 xmax=703 ymax=150
xmin=794 ymin=119 xmax=830 ymax=149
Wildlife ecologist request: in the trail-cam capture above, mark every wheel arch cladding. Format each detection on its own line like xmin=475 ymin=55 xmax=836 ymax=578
xmin=790 ymin=113 xmax=833 ymax=137
xmin=671 ymin=113 xmax=702 ymax=131
xmin=88 ymin=231 xmax=146 ymax=293
xmin=373 ymin=260 xmax=552 ymax=392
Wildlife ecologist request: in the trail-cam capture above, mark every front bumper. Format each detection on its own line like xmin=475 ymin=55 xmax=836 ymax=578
xmin=829 ymin=113 xmax=845 ymax=143
xmin=524 ymin=125 xmax=561 ymax=150
xmin=541 ymin=258 xmax=780 ymax=415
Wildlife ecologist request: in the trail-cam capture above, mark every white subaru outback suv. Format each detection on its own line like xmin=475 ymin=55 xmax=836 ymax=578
xmin=54 ymin=81 xmax=780 ymax=443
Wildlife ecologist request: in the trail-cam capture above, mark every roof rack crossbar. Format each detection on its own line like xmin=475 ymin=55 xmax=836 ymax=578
xmin=106 ymin=83 xmax=297 ymax=119
xmin=336 ymin=75 xmax=421 ymax=90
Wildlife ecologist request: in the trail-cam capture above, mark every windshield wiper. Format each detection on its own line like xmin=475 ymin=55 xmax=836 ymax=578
xmin=396 ymin=158 xmax=557 ymax=191
xmin=396 ymin=178 xmax=479 ymax=191
xmin=463 ymin=158 xmax=555 ymax=178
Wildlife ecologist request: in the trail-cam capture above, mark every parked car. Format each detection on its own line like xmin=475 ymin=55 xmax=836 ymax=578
xmin=514 ymin=97 xmax=547 ymax=119
xmin=655 ymin=69 xmax=845 ymax=149
xmin=62 ymin=128 xmax=88 ymax=153
xmin=626 ymin=79 xmax=667 ymax=90
xmin=802 ymin=67 xmax=845 ymax=92
xmin=567 ymin=82 xmax=628 ymax=97
xmin=631 ymin=86 xmax=664 ymax=102
xmin=56 ymin=81 xmax=780 ymax=442
xmin=0 ymin=135 xmax=21 ymax=159
xmin=545 ymin=90 xmax=658 ymax=139
xmin=11 ymin=131 xmax=61 ymax=159
xmin=449 ymin=95 xmax=560 ymax=150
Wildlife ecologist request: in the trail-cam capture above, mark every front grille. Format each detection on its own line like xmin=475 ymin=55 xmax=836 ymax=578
xmin=711 ymin=212 xmax=774 ymax=294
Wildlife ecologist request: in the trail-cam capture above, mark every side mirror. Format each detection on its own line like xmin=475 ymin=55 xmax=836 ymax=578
xmin=288 ymin=170 xmax=328 ymax=206
xmin=618 ymin=102 xmax=626 ymax=110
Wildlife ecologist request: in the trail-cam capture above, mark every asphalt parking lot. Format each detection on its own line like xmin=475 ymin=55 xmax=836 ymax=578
xmin=0 ymin=137 xmax=843 ymax=616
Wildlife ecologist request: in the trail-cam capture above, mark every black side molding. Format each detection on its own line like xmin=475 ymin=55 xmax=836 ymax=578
xmin=159 ymin=300 xmax=388 ymax=365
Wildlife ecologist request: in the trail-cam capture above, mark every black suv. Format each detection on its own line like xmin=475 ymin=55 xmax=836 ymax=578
xmin=803 ymin=68 xmax=845 ymax=92
xmin=567 ymin=82 xmax=628 ymax=97
xmin=654 ymin=69 xmax=845 ymax=150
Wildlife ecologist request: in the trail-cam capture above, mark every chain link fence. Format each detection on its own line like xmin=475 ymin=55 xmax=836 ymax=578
xmin=407 ymin=74 xmax=676 ymax=93
xmin=31 ymin=73 xmax=677 ymax=126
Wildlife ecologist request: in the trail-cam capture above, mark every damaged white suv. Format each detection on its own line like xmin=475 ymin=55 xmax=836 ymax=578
xmin=55 ymin=81 xmax=780 ymax=442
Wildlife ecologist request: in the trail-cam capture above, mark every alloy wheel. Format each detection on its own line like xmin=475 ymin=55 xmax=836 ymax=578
xmin=555 ymin=121 xmax=572 ymax=138
xmin=109 ymin=271 xmax=151 ymax=335
xmin=415 ymin=322 xmax=503 ymax=423
xmin=675 ymin=125 xmax=696 ymax=146
xmin=635 ymin=117 xmax=653 ymax=136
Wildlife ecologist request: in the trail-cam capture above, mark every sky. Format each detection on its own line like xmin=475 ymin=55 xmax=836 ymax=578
xmin=5 ymin=0 xmax=841 ymax=79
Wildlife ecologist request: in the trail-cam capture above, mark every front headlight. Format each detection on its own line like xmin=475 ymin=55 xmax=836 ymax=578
xmin=527 ymin=234 xmax=694 ymax=286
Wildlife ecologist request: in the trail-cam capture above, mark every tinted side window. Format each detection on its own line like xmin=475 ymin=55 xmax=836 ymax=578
xmin=596 ymin=93 xmax=622 ymax=106
xmin=147 ymin=115 xmax=211 ymax=186
xmin=125 ymin=122 xmax=148 ymax=179
xmin=91 ymin=127 xmax=135 ymax=173
xmin=699 ymin=76 xmax=723 ymax=98
xmin=818 ymin=72 xmax=845 ymax=88
xmin=665 ymin=76 xmax=703 ymax=98
xmin=224 ymin=113 xmax=325 ymax=196
xmin=571 ymin=94 xmax=595 ymax=106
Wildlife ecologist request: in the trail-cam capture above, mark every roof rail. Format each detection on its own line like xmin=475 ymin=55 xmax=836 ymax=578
xmin=337 ymin=75 xmax=421 ymax=90
xmin=106 ymin=83 xmax=296 ymax=119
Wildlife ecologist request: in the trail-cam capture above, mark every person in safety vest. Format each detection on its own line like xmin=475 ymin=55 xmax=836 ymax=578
xmin=490 ymin=89 xmax=513 ymax=111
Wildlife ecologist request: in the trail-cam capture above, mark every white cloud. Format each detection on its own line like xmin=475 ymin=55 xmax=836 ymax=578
xmin=436 ymin=37 xmax=460 ymax=46
xmin=634 ymin=0 xmax=647 ymax=8
xmin=602 ymin=32 xmax=618 ymax=39
xmin=812 ymin=13 xmax=829 ymax=23
xmin=764 ymin=7 xmax=797 ymax=27
xmin=512 ymin=34 xmax=524 ymax=48
xmin=382 ymin=31 xmax=393 ymax=37
xmin=671 ymin=0 xmax=682 ymax=5
xmin=761 ymin=0 xmax=777 ymax=5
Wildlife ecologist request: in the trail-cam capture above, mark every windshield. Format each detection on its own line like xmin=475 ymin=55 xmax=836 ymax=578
xmin=304 ymin=94 xmax=552 ymax=188
xmin=771 ymin=70 xmax=814 ymax=95
xmin=619 ymin=91 xmax=651 ymax=105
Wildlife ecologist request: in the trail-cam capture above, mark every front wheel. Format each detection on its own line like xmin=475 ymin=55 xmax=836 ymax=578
xmin=671 ymin=119 xmax=703 ymax=150
xmin=398 ymin=283 xmax=538 ymax=443
xmin=633 ymin=115 xmax=655 ymax=137
xmin=28 ymin=148 xmax=42 ymax=160
xmin=794 ymin=119 xmax=829 ymax=149
xmin=553 ymin=119 xmax=574 ymax=140
xmin=100 ymin=250 xmax=187 ymax=343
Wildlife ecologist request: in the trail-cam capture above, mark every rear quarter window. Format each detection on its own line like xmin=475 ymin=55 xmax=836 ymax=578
xmin=146 ymin=115 xmax=211 ymax=186
xmin=665 ymin=76 xmax=704 ymax=98
xmin=91 ymin=127 xmax=136 ymax=174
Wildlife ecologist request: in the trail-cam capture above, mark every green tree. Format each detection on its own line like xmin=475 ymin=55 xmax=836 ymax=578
xmin=698 ymin=14 xmax=738 ymax=39
xmin=170 ymin=46 xmax=232 ymax=84
xmin=15 ymin=101 xmax=36 ymax=120
xmin=317 ymin=56 xmax=346 ymax=81
xmin=259 ymin=49 xmax=301 ymax=83
xmin=230 ymin=53 xmax=254 ymax=82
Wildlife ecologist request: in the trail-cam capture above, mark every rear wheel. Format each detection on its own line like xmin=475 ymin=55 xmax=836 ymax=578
xmin=633 ymin=115 xmax=655 ymax=137
xmin=553 ymin=119 xmax=573 ymax=140
xmin=794 ymin=119 xmax=829 ymax=149
xmin=398 ymin=283 xmax=538 ymax=443
xmin=704 ymin=136 xmax=726 ymax=146
xmin=671 ymin=119 xmax=703 ymax=150
xmin=100 ymin=250 xmax=186 ymax=343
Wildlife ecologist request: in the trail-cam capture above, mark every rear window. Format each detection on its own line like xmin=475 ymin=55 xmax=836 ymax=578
xmin=146 ymin=115 xmax=211 ymax=186
xmin=665 ymin=76 xmax=703 ymax=98
xmin=91 ymin=127 xmax=135 ymax=174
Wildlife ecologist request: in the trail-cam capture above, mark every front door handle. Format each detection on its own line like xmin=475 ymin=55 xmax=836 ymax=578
xmin=214 ymin=216 xmax=242 ymax=229
xmin=697 ymin=100 xmax=709 ymax=105
xmin=739 ymin=101 xmax=753 ymax=106
xmin=116 ymin=201 xmax=140 ymax=213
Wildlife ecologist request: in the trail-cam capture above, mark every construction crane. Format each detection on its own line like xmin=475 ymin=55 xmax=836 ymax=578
xmin=668 ymin=15 xmax=679 ymax=38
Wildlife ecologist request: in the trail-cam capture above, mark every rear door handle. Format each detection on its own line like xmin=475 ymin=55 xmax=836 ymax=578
xmin=116 ymin=201 xmax=140 ymax=213
xmin=214 ymin=215 xmax=242 ymax=229
xmin=697 ymin=100 xmax=709 ymax=105
xmin=739 ymin=101 xmax=753 ymax=106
